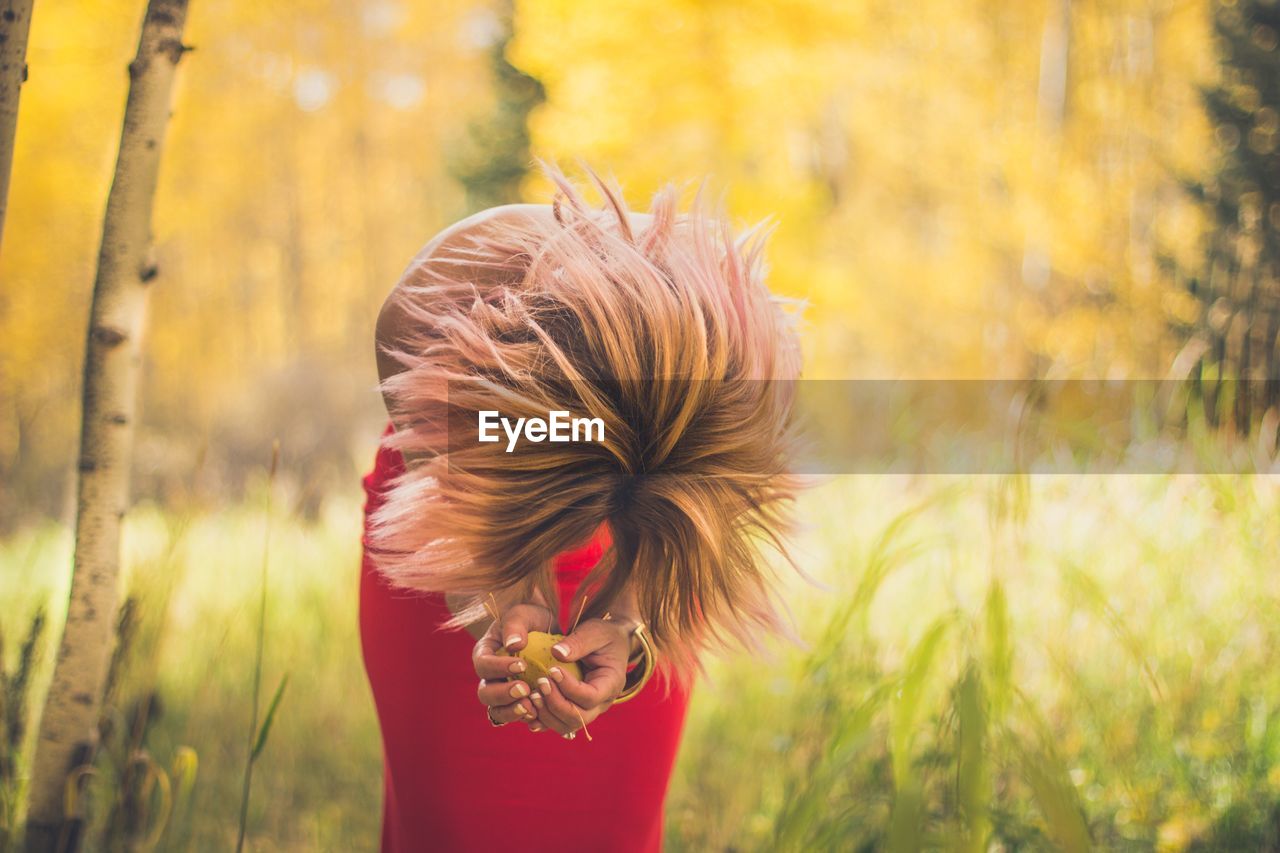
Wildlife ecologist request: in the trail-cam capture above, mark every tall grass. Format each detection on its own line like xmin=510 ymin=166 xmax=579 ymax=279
xmin=665 ymin=473 xmax=1280 ymax=850
xmin=0 ymin=477 xmax=382 ymax=851
xmin=1 ymin=466 xmax=1278 ymax=849
xmin=0 ymin=609 xmax=44 ymax=849
xmin=237 ymin=441 xmax=289 ymax=853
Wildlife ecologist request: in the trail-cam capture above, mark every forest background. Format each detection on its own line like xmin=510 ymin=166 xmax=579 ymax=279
xmin=3 ymin=0 xmax=1280 ymax=849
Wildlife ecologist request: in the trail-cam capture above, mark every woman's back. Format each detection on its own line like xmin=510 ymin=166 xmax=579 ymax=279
xmin=360 ymin=419 xmax=692 ymax=852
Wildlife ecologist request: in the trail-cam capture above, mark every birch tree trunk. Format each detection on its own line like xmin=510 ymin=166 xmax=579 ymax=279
xmin=23 ymin=1 xmax=189 ymax=849
xmin=0 ymin=0 xmax=35 ymax=249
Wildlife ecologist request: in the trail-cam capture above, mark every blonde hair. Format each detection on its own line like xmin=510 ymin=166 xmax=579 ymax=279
xmin=368 ymin=162 xmax=805 ymax=679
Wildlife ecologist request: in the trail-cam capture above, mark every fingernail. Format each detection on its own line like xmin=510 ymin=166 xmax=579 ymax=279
xmin=549 ymin=666 xmax=564 ymax=683
xmin=514 ymin=703 xmax=526 ymax=717
xmin=505 ymin=635 xmax=521 ymax=648
xmin=552 ymin=643 xmax=569 ymax=657
xmin=508 ymin=660 xmax=526 ymax=674
xmin=537 ymin=677 xmax=551 ymax=692
xmin=510 ymin=682 xmax=529 ymax=698
xmin=531 ymin=692 xmax=543 ymax=706
xmin=530 ymin=723 xmax=544 ymax=732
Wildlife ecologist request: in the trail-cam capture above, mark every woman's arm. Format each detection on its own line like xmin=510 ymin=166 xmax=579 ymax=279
xmin=576 ymin=578 xmax=643 ymax=657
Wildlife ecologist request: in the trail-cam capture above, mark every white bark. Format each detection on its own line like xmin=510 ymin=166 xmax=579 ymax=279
xmin=24 ymin=1 xmax=189 ymax=849
xmin=1020 ymin=0 xmax=1071 ymax=294
xmin=0 ymin=0 xmax=36 ymax=249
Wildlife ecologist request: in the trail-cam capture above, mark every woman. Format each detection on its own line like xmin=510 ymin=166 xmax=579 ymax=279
xmin=360 ymin=164 xmax=803 ymax=852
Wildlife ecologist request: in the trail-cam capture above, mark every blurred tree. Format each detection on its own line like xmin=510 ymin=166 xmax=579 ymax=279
xmin=24 ymin=1 xmax=189 ymax=849
xmin=0 ymin=0 xmax=1226 ymax=525
xmin=511 ymin=0 xmax=1212 ymax=381
xmin=1186 ymin=0 xmax=1280 ymax=439
xmin=0 ymin=0 xmax=35 ymax=248
xmin=0 ymin=0 xmax=494 ymax=527
xmin=448 ymin=0 xmax=544 ymax=211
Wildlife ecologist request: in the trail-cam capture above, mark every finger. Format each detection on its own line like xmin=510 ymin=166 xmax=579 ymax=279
xmin=499 ymin=603 xmax=549 ymax=652
xmin=473 ymin=633 xmax=502 ymax=659
xmin=537 ymin=676 xmax=599 ymax=732
xmin=550 ymin=663 xmax=621 ymax=708
xmin=528 ymin=684 xmax=574 ymax=736
xmin=527 ymin=719 xmax=546 ymax=733
xmin=528 ymin=689 xmax=564 ymax=732
xmin=474 ymin=649 xmax=529 ymax=680
xmin=487 ymin=696 xmax=535 ymax=725
xmin=477 ymin=677 xmax=533 ymax=707
xmin=472 ymin=622 xmax=512 ymax=679
xmin=549 ymin=620 xmax=613 ymax=663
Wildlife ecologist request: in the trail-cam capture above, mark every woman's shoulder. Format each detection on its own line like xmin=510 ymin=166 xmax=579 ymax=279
xmin=362 ymin=420 xmax=405 ymax=504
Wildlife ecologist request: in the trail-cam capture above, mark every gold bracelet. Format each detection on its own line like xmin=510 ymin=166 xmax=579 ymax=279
xmin=612 ymin=622 xmax=655 ymax=704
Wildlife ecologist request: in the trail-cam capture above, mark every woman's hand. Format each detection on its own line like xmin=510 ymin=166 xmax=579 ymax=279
xmin=471 ymin=601 xmax=554 ymax=727
xmin=526 ymin=616 xmax=637 ymax=737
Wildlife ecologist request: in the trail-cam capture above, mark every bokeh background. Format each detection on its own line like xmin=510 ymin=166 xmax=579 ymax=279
xmin=3 ymin=0 xmax=1280 ymax=849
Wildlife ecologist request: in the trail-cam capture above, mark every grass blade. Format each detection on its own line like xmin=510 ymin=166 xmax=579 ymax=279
xmin=251 ymin=674 xmax=289 ymax=762
xmin=954 ymin=664 xmax=990 ymax=853
xmin=891 ymin=614 xmax=954 ymax=788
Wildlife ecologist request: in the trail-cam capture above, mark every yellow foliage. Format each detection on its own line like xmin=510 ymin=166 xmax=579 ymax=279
xmin=512 ymin=0 xmax=1215 ymax=379
xmin=0 ymin=0 xmax=1222 ymax=508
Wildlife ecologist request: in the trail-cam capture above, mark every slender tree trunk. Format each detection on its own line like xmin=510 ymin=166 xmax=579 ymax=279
xmin=23 ymin=1 xmax=189 ymax=850
xmin=1021 ymin=0 xmax=1069 ymax=294
xmin=0 ymin=0 xmax=35 ymax=250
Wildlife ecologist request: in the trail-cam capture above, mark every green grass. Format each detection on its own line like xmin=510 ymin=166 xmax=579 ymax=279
xmin=3 ymin=471 xmax=1280 ymax=850
xmin=1 ymin=486 xmax=383 ymax=851
xmin=666 ymin=474 xmax=1280 ymax=850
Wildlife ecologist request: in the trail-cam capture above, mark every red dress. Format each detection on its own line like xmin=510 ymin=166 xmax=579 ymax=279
xmin=360 ymin=421 xmax=692 ymax=852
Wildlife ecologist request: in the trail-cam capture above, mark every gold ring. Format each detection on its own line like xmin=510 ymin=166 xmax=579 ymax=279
xmin=486 ymin=706 xmax=504 ymax=727
xmin=563 ymin=731 xmax=576 ymax=741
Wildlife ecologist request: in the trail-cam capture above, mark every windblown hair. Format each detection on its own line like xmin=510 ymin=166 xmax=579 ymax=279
xmin=368 ymin=162 xmax=806 ymax=679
